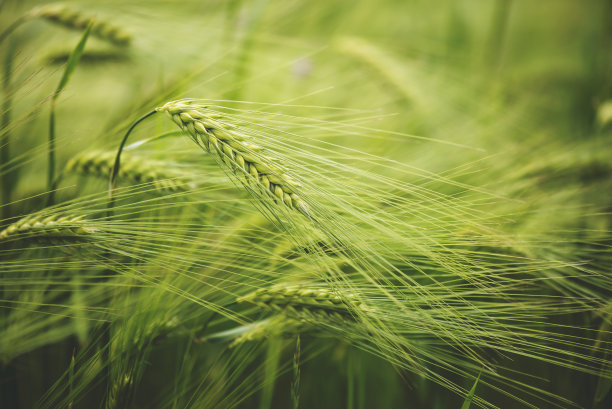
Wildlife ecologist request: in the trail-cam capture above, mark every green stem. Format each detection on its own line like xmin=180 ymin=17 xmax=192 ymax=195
xmin=0 ymin=15 xmax=28 ymax=47
xmin=347 ymin=353 xmax=354 ymax=409
xmin=46 ymin=20 xmax=93 ymax=206
xmin=258 ymin=337 xmax=282 ymax=409
xmin=485 ymin=0 xmax=513 ymax=73
xmin=1 ymin=39 xmax=15 ymax=222
xmin=226 ymin=0 xmax=269 ymax=102
xmin=48 ymin=98 xmax=57 ymax=205
xmin=110 ymin=109 xmax=157 ymax=196
xmin=291 ymin=336 xmax=301 ymax=409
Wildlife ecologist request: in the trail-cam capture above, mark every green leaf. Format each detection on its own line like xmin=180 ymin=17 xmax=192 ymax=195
xmin=54 ymin=19 xmax=94 ymax=97
xmin=460 ymin=374 xmax=481 ymax=409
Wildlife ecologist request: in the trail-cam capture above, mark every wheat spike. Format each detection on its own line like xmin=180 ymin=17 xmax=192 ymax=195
xmin=156 ymin=101 xmax=310 ymax=216
xmin=29 ymin=4 xmax=132 ymax=46
xmin=65 ymin=150 xmax=194 ymax=193
xmin=0 ymin=212 xmax=96 ymax=243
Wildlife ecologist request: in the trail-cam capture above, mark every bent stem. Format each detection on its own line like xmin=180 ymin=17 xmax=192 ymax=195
xmin=109 ymin=110 xmax=158 ymax=198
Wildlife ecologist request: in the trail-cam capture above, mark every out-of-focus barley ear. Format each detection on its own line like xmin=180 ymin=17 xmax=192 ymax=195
xmin=65 ymin=150 xmax=196 ymax=193
xmin=1 ymin=4 xmax=133 ymax=47
xmin=29 ymin=4 xmax=132 ymax=46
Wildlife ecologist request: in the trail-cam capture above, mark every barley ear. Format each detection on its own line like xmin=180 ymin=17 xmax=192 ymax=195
xmin=66 ymin=150 xmax=195 ymax=193
xmin=238 ymin=284 xmax=367 ymax=322
xmin=156 ymin=101 xmax=311 ymax=217
xmin=29 ymin=4 xmax=132 ymax=46
xmin=0 ymin=212 xmax=97 ymax=243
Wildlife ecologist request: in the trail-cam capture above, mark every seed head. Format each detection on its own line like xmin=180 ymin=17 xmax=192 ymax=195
xmin=157 ymin=101 xmax=310 ymax=217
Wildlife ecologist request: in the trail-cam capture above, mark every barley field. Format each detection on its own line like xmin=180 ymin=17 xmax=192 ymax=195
xmin=1 ymin=1 xmax=611 ymax=408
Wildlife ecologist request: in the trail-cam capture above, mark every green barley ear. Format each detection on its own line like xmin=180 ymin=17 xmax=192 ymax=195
xmin=156 ymin=100 xmax=311 ymax=217
xmin=65 ymin=150 xmax=196 ymax=193
xmin=0 ymin=212 xmax=97 ymax=243
xmin=226 ymin=316 xmax=303 ymax=347
xmin=1 ymin=4 xmax=132 ymax=47
xmin=238 ymin=284 xmax=367 ymax=322
xmin=29 ymin=4 xmax=132 ymax=46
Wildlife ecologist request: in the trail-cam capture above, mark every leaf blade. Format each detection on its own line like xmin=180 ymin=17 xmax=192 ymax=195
xmin=54 ymin=19 xmax=94 ymax=97
xmin=460 ymin=374 xmax=481 ymax=409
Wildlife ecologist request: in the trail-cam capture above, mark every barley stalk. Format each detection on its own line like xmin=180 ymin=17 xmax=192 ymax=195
xmin=47 ymin=20 xmax=93 ymax=206
xmin=0 ymin=212 xmax=97 ymax=243
xmin=1 ymin=39 xmax=15 ymax=221
xmin=291 ymin=336 xmax=301 ymax=409
xmin=29 ymin=4 xmax=132 ymax=46
xmin=65 ymin=150 xmax=195 ymax=193
xmin=156 ymin=101 xmax=310 ymax=216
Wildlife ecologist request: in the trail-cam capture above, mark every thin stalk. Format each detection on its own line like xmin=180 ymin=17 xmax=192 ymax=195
xmin=0 ymin=38 xmax=16 ymax=407
xmin=47 ymin=20 xmax=93 ymax=205
xmin=485 ymin=0 xmax=512 ymax=73
xmin=102 ymin=109 xmax=156 ymax=406
xmin=68 ymin=348 xmax=75 ymax=409
xmin=291 ymin=336 xmax=301 ymax=409
xmin=108 ymin=109 xmax=157 ymax=216
xmin=258 ymin=337 xmax=282 ymax=409
xmin=226 ymin=0 xmax=269 ymax=102
xmin=1 ymin=38 xmax=15 ymax=222
xmin=47 ymin=99 xmax=57 ymax=204
xmin=0 ymin=15 xmax=28 ymax=47
xmin=109 ymin=109 xmax=157 ymax=196
xmin=347 ymin=353 xmax=354 ymax=409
